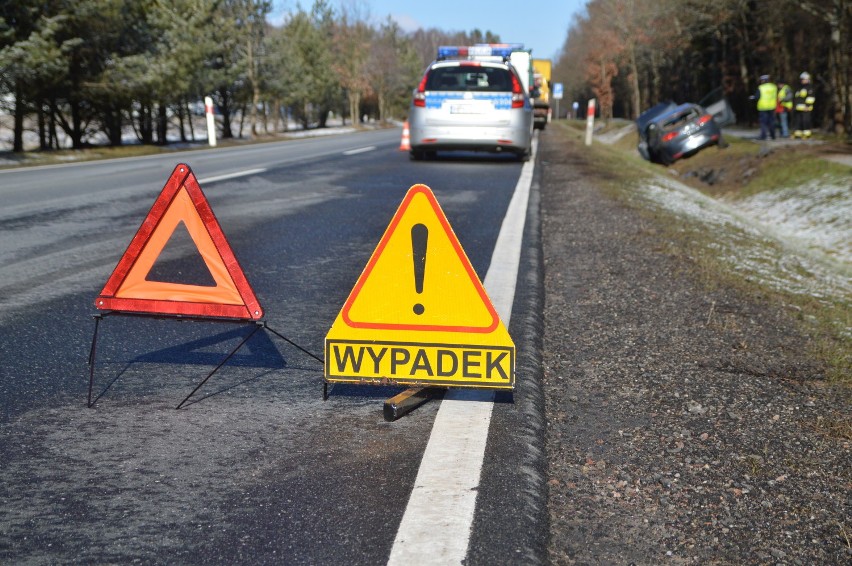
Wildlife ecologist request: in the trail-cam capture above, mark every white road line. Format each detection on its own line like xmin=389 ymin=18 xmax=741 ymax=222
xmin=342 ymin=146 xmax=377 ymax=155
xmin=197 ymin=167 xmax=267 ymax=184
xmin=388 ymin=135 xmax=538 ymax=565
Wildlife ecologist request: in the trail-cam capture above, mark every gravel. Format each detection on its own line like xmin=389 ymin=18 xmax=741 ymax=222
xmin=539 ymin=128 xmax=851 ymax=564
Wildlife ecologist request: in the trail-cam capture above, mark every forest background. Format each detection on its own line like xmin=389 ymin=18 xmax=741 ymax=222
xmin=1 ymin=0 xmax=849 ymax=153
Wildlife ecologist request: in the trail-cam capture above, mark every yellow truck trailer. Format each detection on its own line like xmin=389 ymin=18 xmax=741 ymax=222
xmin=532 ymin=59 xmax=552 ymax=130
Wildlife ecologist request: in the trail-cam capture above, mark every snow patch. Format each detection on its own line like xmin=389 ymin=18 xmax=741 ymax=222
xmin=632 ymin=175 xmax=852 ymax=302
xmin=730 ymin=179 xmax=851 ymax=262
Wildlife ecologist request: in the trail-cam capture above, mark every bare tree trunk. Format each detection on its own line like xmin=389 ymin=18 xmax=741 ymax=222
xmin=13 ymin=84 xmax=24 ymax=153
xmin=628 ymin=44 xmax=641 ymax=119
xmin=348 ymin=92 xmax=360 ymax=126
xmin=827 ymin=2 xmax=848 ymax=134
xmin=378 ymin=92 xmax=386 ymax=123
xmin=248 ymin=39 xmax=258 ymax=139
xmin=38 ymin=101 xmax=47 ymax=150
xmin=70 ymin=98 xmax=84 ymax=149
xmin=176 ymin=102 xmax=187 ymax=142
xmin=262 ymin=101 xmax=269 ymax=134
xmin=238 ymin=102 xmax=247 ymax=138
xmin=49 ymin=99 xmax=59 ymax=149
xmin=186 ymin=100 xmax=196 ymax=141
xmin=156 ymin=103 xmax=168 ymax=145
xmin=798 ymin=0 xmax=849 ymax=134
xmin=272 ymin=98 xmax=280 ymax=133
xmin=219 ymin=88 xmax=234 ymax=139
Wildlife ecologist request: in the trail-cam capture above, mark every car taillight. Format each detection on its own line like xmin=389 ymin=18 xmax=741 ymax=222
xmin=413 ymin=73 xmax=429 ymax=107
xmin=697 ymin=114 xmax=713 ymax=125
xmin=511 ymin=74 xmax=524 ymax=108
xmin=662 ymin=131 xmax=678 ymax=142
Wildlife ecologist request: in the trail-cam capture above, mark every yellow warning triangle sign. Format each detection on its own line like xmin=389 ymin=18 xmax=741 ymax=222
xmin=326 ymin=184 xmax=514 ymax=390
xmin=341 ymin=184 xmax=498 ymax=332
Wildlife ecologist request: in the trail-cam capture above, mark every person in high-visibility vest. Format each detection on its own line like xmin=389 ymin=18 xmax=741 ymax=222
xmin=754 ymin=74 xmax=778 ymax=140
xmin=775 ymin=82 xmax=793 ymax=138
xmin=792 ymin=72 xmax=816 ymax=139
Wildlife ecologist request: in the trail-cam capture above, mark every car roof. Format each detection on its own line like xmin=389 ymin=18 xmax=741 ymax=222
xmin=651 ymin=103 xmax=701 ymax=124
xmin=636 ymin=101 xmax=677 ymax=131
xmin=429 ymin=59 xmax=511 ymax=69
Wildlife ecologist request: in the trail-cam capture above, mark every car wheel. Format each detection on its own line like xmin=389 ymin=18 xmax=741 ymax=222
xmin=410 ymin=150 xmax=424 ymax=161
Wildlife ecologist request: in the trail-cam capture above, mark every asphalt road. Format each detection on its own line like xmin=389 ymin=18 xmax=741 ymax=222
xmin=0 ymin=130 xmax=546 ymax=564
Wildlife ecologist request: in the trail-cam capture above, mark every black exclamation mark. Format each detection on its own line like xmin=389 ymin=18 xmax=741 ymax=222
xmin=411 ymin=223 xmax=428 ymax=315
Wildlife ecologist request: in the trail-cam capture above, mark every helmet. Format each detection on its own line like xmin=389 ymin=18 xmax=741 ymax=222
xmin=800 ymin=72 xmax=811 ymax=81
xmin=759 ymin=74 xmax=770 ymax=83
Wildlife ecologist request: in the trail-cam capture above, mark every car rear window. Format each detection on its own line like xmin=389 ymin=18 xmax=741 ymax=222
xmin=662 ymin=107 xmax=701 ymax=129
xmin=425 ymin=66 xmax=512 ymax=92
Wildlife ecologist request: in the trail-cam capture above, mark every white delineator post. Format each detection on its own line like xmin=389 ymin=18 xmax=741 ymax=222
xmin=205 ymin=96 xmax=217 ymax=147
xmin=585 ymin=98 xmax=596 ymax=146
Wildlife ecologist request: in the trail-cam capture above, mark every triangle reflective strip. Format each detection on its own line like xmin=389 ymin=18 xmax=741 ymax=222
xmin=95 ymin=164 xmax=263 ymax=320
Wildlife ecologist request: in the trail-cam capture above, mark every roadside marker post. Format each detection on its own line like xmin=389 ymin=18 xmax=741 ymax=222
xmin=585 ymin=98 xmax=596 ymax=146
xmin=205 ymin=96 xmax=217 ymax=147
xmin=325 ymin=184 xmax=515 ymax=416
xmin=88 ymin=163 xmax=321 ymax=408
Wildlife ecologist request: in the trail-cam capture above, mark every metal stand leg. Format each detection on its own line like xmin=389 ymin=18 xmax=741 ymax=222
xmin=263 ymin=323 xmax=324 ymax=364
xmin=262 ymin=322 xmax=327 ymax=400
xmin=84 ymin=313 xmax=325 ymax=409
xmin=176 ymin=323 xmax=263 ymax=409
xmin=87 ymin=315 xmax=103 ymax=408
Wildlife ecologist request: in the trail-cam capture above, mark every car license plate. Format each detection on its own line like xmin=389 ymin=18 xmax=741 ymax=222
xmin=450 ymin=103 xmax=487 ymax=114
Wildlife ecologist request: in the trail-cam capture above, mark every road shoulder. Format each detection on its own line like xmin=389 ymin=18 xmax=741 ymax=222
xmin=540 ymin=126 xmax=851 ymax=564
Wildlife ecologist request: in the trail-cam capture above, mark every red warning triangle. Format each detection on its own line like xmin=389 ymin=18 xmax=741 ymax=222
xmin=94 ymin=163 xmax=263 ymax=320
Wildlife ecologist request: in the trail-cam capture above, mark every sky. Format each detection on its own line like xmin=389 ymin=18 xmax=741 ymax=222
xmin=271 ymin=1 xmax=588 ymax=62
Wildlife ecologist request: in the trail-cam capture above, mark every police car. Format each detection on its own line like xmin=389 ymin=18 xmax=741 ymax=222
xmin=408 ymin=45 xmax=534 ymax=161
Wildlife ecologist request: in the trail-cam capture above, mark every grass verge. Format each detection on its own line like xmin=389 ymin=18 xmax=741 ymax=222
xmin=552 ymin=121 xmax=850 ymax=384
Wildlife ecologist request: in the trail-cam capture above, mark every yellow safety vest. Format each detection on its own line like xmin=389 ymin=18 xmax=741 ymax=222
xmin=757 ymin=83 xmax=778 ymax=111
xmin=778 ymin=85 xmax=793 ymax=110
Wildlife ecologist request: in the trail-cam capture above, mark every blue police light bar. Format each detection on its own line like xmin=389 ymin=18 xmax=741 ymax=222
xmin=437 ymin=44 xmax=525 ymax=60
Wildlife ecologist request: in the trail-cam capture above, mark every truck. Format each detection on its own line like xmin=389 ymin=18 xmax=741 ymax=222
xmin=507 ymin=48 xmax=533 ymax=96
xmin=467 ymin=45 xmax=542 ymax=117
xmin=466 ymin=44 xmax=546 ymax=130
xmin=531 ymin=59 xmax=552 ymax=130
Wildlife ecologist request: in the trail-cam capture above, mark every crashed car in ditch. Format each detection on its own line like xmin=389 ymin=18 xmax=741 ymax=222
xmin=636 ymin=90 xmax=735 ymax=165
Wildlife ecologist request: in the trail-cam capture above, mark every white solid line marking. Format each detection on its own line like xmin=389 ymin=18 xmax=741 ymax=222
xmin=388 ymin=135 xmax=538 ymax=565
xmin=342 ymin=146 xmax=377 ymax=155
xmin=197 ymin=167 xmax=267 ymax=184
